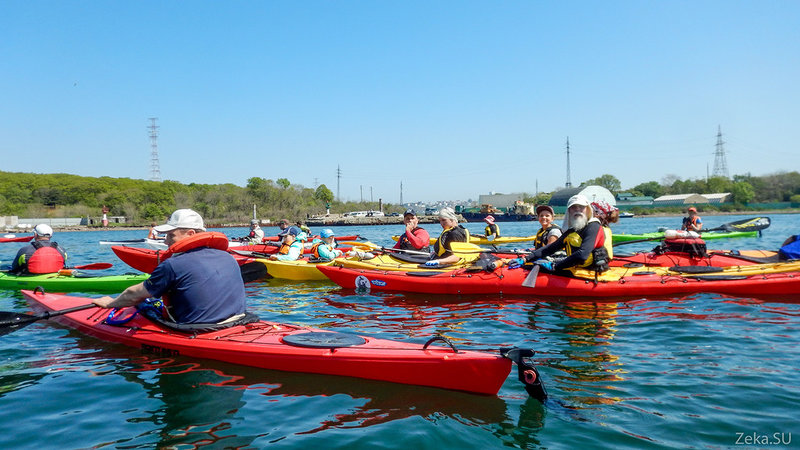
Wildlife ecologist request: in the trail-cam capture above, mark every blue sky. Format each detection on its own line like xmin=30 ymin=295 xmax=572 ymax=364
xmin=2 ymin=1 xmax=798 ymax=203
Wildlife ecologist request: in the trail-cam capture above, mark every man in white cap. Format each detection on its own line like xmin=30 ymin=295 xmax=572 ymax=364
xmin=393 ymin=209 xmax=431 ymax=252
xmin=9 ymin=224 xmax=68 ymax=274
xmin=424 ymin=207 xmax=470 ymax=267
xmin=93 ymin=209 xmax=247 ymax=324
xmin=507 ymin=194 xmax=611 ymax=272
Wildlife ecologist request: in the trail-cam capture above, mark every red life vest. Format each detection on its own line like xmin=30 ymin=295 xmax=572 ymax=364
xmin=27 ymin=243 xmax=66 ymax=274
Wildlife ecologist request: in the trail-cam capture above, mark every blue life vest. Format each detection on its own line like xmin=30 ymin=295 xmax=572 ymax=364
xmin=779 ymin=236 xmax=800 ymax=260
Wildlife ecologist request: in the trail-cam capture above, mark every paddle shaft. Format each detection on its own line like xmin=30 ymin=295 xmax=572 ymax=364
xmin=0 ymin=303 xmax=97 ymax=335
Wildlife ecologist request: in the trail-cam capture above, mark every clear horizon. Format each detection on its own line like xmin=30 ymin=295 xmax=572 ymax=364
xmin=3 ymin=2 xmax=798 ymax=203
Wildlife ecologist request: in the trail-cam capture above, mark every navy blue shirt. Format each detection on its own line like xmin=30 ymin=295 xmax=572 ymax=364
xmin=144 ymin=247 xmax=246 ymax=324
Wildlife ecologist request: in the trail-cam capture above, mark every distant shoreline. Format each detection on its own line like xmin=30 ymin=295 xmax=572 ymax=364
xmin=4 ymin=209 xmax=793 ymax=233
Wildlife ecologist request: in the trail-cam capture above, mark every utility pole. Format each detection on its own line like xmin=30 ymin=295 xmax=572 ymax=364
xmin=400 ymin=181 xmax=403 ymax=206
xmin=148 ymin=118 xmax=161 ymax=182
xmin=360 ymin=185 xmax=363 ymax=202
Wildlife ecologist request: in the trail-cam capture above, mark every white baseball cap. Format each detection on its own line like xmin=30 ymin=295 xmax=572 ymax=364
xmin=153 ymin=209 xmax=206 ymax=232
xmin=33 ymin=224 xmax=53 ymax=237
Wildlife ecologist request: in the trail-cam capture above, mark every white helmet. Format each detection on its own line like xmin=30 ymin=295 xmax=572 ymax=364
xmin=33 ymin=224 xmax=54 ymax=237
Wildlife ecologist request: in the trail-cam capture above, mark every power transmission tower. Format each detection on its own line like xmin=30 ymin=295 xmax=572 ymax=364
xmin=336 ymin=165 xmax=341 ymax=201
xmin=712 ymin=125 xmax=729 ymax=178
xmin=400 ymin=181 xmax=403 ymax=205
xmin=148 ymin=118 xmax=162 ymax=182
xmin=565 ymin=137 xmax=572 ymax=188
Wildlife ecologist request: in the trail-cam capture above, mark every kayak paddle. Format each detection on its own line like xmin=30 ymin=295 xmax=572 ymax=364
xmin=71 ymin=263 xmax=114 ymax=270
xmin=0 ymin=303 xmax=96 ymax=337
xmin=702 ymin=216 xmax=771 ymax=233
xmin=339 ymin=241 xmax=432 ymax=257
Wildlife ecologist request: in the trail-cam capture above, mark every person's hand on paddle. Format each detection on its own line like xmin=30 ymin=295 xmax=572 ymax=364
xmin=532 ymin=259 xmax=553 ymax=271
xmin=507 ymin=258 xmax=526 ymax=269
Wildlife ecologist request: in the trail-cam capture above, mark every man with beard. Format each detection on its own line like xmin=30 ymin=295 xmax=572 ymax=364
xmin=506 ymin=194 xmax=612 ymax=272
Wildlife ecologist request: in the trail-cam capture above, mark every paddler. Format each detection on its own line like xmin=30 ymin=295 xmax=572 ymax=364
xmin=243 ymin=219 xmax=265 ymax=244
xmin=309 ymin=229 xmax=343 ymax=261
xmin=423 ymin=207 xmax=469 ymax=267
xmin=532 ymin=205 xmax=562 ymax=249
xmin=393 ymin=209 xmax=431 ymax=252
xmin=507 ymin=194 xmax=611 ymax=272
xmin=9 ymin=224 xmax=68 ymax=275
xmin=93 ymin=209 xmax=247 ymax=324
xmin=483 ymin=215 xmax=500 ymax=240
xmin=681 ymin=207 xmax=703 ymax=232
xmin=269 ymin=226 xmax=306 ymax=261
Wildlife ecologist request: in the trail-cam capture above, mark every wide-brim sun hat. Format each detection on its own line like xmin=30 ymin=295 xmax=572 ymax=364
xmin=153 ymin=209 xmax=206 ymax=233
xmin=438 ymin=208 xmax=458 ymax=221
xmin=567 ymin=194 xmax=591 ymax=209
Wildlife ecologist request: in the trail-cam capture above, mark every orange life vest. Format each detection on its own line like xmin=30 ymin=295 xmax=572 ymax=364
xmin=161 ymin=232 xmax=229 ymax=260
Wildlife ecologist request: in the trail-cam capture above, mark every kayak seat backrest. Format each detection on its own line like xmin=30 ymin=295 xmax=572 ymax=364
xmin=141 ymin=310 xmax=261 ymax=334
xmin=389 ymin=253 xmax=433 ymax=264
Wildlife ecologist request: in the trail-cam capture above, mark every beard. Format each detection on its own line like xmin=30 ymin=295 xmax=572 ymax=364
xmin=569 ymin=213 xmax=588 ymax=231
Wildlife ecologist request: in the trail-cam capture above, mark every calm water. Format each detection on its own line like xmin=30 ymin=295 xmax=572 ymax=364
xmin=0 ymin=214 xmax=797 ymax=449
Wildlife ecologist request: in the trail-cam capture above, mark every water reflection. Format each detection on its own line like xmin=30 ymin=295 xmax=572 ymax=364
xmin=50 ymin=331 xmax=515 ymax=446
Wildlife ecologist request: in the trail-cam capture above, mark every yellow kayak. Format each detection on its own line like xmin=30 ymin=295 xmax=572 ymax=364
xmin=391 ymin=235 xmax=538 ymax=246
xmin=256 ymin=258 xmax=335 ymax=281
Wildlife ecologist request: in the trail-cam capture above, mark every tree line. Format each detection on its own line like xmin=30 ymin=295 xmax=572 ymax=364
xmin=526 ymin=172 xmax=800 ymax=210
xmin=2 ymin=170 xmax=799 ymax=225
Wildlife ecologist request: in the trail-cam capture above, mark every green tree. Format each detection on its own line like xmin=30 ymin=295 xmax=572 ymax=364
xmin=277 ymin=178 xmax=291 ymax=189
xmin=582 ymin=174 xmax=621 ymax=193
xmin=730 ymin=181 xmax=755 ymax=204
xmin=314 ymin=184 xmax=334 ymax=203
xmin=632 ymin=181 xmax=663 ymax=198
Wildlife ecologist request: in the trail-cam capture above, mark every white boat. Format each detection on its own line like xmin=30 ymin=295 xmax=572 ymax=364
xmin=619 ymin=211 xmax=635 ymax=218
xmin=99 ymin=238 xmax=168 ymax=250
xmin=343 ymin=210 xmax=385 ymax=217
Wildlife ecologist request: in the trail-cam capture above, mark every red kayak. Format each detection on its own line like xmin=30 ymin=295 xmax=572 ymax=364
xmin=113 ymin=244 xmax=356 ymax=273
xmin=317 ymin=261 xmax=800 ymax=299
xmin=0 ymin=235 xmax=33 ymax=243
xmin=21 ymin=289 xmax=546 ymax=397
xmin=111 ymin=246 xmax=259 ymax=273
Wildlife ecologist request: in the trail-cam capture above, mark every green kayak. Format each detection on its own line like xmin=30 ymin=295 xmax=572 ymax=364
xmin=612 ymin=230 xmax=759 ymax=243
xmin=0 ymin=271 xmax=149 ymax=293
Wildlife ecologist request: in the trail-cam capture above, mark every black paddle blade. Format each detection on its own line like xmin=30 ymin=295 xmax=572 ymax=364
xmin=0 ymin=312 xmax=43 ymax=336
xmin=706 ymin=217 xmax=771 ymax=233
xmin=240 ymin=262 xmax=268 ymax=283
